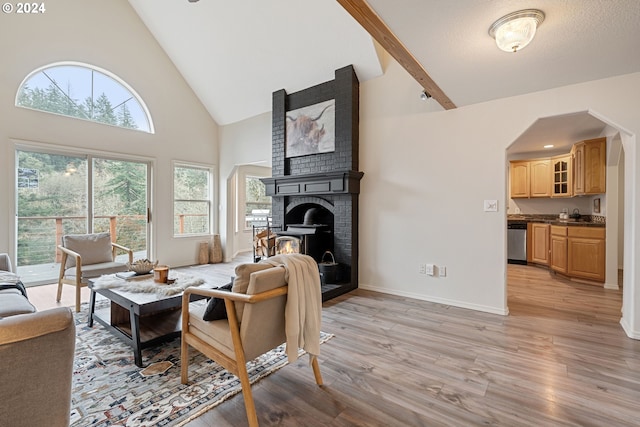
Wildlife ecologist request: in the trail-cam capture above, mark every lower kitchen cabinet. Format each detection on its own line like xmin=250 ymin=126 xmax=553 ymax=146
xmin=567 ymin=227 xmax=606 ymax=282
xmin=529 ymin=223 xmax=605 ymax=284
xmin=530 ymin=223 xmax=550 ymax=266
xmin=550 ymin=225 xmax=568 ymax=274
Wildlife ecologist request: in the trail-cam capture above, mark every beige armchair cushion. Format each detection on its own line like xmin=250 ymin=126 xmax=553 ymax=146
xmin=63 ymin=261 xmax=128 ymax=282
xmin=188 ymin=304 xmax=236 ymax=359
xmin=63 ymin=232 xmax=113 ymax=268
xmin=231 ymin=262 xmax=273 ymax=320
xmin=239 ymin=266 xmax=287 ymax=361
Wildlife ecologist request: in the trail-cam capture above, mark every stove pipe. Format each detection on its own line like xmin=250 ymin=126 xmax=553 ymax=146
xmin=303 ymin=208 xmax=319 ymax=225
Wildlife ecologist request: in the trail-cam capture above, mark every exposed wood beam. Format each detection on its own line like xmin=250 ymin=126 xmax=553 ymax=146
xmin=337 ymin=0 xmax=456 ymax=110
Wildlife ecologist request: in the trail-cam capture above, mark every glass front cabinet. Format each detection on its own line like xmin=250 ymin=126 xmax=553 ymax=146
xmin=551 ymin=154 xmax=572 ymax=198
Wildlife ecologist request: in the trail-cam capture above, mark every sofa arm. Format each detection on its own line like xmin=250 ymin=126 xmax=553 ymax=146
xmin=0 ymin=253 xmax=13 ymax=273
xmin=0 ymin=307 xmax=76 ymax=427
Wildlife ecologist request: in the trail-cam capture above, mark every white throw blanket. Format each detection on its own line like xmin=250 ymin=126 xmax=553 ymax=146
xmin=262 ymin=254 xmax=322 ymax=363
xmin=92 ymin=272 xmax=204 ymax=296
xmin=0 ymin=272 xmax=21 ymax=284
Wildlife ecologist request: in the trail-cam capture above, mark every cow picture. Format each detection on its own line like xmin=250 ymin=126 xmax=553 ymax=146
xmin=286 ymin=99 xmax=335 ymax=158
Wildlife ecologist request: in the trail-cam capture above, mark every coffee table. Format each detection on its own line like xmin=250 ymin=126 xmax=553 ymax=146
xmin=88 ymin=275 xmax=227 ymax=367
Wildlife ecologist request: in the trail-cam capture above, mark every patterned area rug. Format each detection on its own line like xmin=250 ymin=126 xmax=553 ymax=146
xmin=71 ymin=302 xmax=333 ymax=426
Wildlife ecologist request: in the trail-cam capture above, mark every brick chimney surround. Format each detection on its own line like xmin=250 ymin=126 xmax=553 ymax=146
xmin=262 ymin=65 xmax=363 ymax=300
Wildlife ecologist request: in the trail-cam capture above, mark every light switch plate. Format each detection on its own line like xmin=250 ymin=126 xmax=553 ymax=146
xmin=484 ymin=200 xmax=498 ymax=212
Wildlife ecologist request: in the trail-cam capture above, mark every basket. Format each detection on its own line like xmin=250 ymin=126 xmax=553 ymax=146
xmin=318 ymin=251 xmax=338 ymax=284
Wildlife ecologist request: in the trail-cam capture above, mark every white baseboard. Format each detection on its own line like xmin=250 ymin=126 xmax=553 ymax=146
xmin=358 ymin=283 xmax=509 ymax=316
xmin=619 ymin=318 xmax=640 ymax=340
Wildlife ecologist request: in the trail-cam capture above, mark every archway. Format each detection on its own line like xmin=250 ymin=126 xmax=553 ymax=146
xmin=505 ymin=110 xmax=630 ymax=332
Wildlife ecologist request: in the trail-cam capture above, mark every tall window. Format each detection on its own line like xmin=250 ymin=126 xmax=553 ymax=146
xmin=173 ymin=164 xmax=213 ymax=236
xmin=16 ymin=62 xmax=153 ymax=133
xmin=244 ymin=176 xmax=271 ymax=229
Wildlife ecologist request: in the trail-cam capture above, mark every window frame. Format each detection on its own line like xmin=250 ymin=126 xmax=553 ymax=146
xmin=15 ymin=61 xmax=154 ymax=134
xmin=243 ymin=175 xmax=272 ymax=231
xmin=172 ymin=161 xmax=215 ymax=238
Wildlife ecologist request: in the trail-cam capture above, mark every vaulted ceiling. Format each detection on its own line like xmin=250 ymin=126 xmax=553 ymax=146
xmin=128 ymin=0 xmax=640 ymax=153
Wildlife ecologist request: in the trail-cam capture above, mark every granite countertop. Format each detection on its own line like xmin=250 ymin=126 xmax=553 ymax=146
xmin=508 ymin=214 xmax=605 ymax=227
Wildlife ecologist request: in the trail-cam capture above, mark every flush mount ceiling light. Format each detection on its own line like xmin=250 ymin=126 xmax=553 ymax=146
xmin=489 ymin=9 xmax=545 ymax=53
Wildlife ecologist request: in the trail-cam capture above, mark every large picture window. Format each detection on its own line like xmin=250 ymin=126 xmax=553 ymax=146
xmin=173 ymin=163 xmax=213 ymax=236
xmin=16 ymin=62 xmax=153 ymax=133
xmin=16 ymin=147 xmax=151 ymax=285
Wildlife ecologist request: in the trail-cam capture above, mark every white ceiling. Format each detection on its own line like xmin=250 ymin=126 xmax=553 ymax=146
xmin=127 ymin=0 xmax=384 ymax=126
xmin=128 ymin=0 xmax=639 ymax=151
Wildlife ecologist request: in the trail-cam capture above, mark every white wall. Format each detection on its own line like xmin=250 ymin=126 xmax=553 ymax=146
xmin=218 ymin=112 xmax=271 ymax=260
xmin=0 ymin=0 xmax=219 ymax=268
xmin=358 ymin=62 xmax=640 ymax=334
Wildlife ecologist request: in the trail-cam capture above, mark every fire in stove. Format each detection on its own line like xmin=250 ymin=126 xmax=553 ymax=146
xmin=276 ymin=236 xmax=301 ymax=255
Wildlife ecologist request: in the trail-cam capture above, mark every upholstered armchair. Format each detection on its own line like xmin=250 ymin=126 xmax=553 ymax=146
xmin=181 ymin=260 xmax=323 ymax=427
xmin=0 ymin=307 xmax=75 ymax=427
xmin=57 ymin=232 xmax=133 ymax=312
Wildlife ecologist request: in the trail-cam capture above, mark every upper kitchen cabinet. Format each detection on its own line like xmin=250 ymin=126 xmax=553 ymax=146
xmin=530 ymin=159 xmax=551 ymax=197
xmin=509 ymin=159 xmax=550 ymax=198
xmin=509 ymin=160 xmax=530 ymax=198
xmin=551 ymin=154 xmax=572 ymax=198
xmin=572 ymin=137 xmax=606 ymax=195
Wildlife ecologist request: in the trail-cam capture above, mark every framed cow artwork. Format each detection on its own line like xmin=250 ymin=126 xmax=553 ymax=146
xmin=285 ymin=99 xmax=335 ymax=158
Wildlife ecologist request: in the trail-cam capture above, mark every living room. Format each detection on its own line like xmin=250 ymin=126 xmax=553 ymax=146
xmin=2 ymin=0 xmax=640 ymax=426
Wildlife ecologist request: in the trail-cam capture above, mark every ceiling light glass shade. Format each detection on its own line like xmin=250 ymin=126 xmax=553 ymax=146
xmin=489 ymin=9 xmax=545 ymax=53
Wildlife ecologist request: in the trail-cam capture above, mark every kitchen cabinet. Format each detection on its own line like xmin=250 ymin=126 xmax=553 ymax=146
xmin=550 ymin=225 xmax=568 ymax=274
xmin=551 ymin=155 xmax=572 ymax=197
xmin=530 ymin=159 xmax=551 ymax=197
xmin=509 ymin=158 xmax=550 ymax=198
xmin=530 ymin=222 xmax=550 ymax=265
xmin=567 ymin=227 xmax=605 ymax=282
xmin=572 ymin=137 xmax=606 ymax=195
xmin=509 ymin=161 xmax=529 ymax=198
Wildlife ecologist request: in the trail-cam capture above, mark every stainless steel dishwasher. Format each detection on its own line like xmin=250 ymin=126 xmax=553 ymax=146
xmin=507 ymin=222 xmax=527 ymax=264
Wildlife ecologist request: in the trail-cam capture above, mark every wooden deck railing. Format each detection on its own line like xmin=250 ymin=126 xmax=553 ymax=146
xmin=17 ymin=213 xmax=207 ymax=265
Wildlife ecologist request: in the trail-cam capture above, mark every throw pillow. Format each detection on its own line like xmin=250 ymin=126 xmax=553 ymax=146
xmin=202 ymin=282 xmax=233 ymax=321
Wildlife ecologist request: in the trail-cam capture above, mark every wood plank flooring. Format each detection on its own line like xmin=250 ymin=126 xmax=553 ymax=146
xmin=26 ymin=260 xmax=639 ymax=426
xmin=185 ymin=263 xmax=639 ymax=426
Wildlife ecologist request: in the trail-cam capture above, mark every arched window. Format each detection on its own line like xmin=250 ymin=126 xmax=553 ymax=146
xmin=16 ymin=62 xmax=153 ymax=133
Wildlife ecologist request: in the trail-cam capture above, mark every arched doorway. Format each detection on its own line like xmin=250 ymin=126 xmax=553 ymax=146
xmin=505 ymin=111 xmax=627 ymax=328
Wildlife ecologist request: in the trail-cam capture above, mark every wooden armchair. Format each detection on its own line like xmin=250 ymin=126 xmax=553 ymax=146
xmin=57 ymin=232 xmax=133 ymax=312
xmin=181 ymin=263 xmax=323 ymax=427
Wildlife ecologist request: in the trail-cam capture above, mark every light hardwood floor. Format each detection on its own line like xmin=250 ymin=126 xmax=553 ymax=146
xmin=27 ymin=262 xmax=639 ymax=426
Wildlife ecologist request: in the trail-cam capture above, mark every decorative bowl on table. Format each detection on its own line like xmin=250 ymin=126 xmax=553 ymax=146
xmin=126 ymin=259 xmax=158 ymax=275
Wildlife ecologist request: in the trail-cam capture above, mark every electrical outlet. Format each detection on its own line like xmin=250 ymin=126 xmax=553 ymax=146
xmin=426 ymin=264 xmax=435 ymax=276
xmin=419 ymin=264 xmax=426 ymax=274
xmin=439 ymin=266 xmax=447 ymax=277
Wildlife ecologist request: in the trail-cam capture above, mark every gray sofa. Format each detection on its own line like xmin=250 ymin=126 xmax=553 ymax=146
xmin=0 ymin=253 xmax=76 ymax=427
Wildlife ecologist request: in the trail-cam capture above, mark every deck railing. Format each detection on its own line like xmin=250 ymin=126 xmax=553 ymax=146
xmin=17 ymin=213 xmax=208 ymax=266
